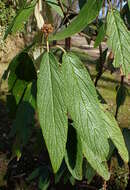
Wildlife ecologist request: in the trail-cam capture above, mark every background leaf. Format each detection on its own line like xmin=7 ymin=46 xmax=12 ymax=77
xmin=50 ymin=0 xmax=103 ymax=41
xmin=107 ymin=9 xmax=130 ymax=76
xmin=123 ymin=128 xmax=130 ymax=158
xmin=45 ymin=0 xmax=63 ymax=17
xmin=4 ymin=0 xmax=36 ymax=39
xmin=94 ymin=23 xmax=106 ymax=48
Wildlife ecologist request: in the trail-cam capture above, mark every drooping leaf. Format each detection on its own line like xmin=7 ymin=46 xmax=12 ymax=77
xmin=85 ymin=162 xmax=96 ymax=184
xmin=7 ymin=51 xmax=36 ymax=107
xmin=96 ymin=48 xmax=108 ymax=72
xmin=37 ymin=52 xmax=68 ymax=173
xmin=6 ymin=94 xmax=17 ymax=118
xmin=94 ymin=22 xmax=106 ymax=48
xmin=38 ymin=167 xmax=50 ymax=190
xmin=107 ymin=9 xmax=130 ymax=76
xmin=62 ymin=52 xmax=110 ymax=180
xmin=100 ymin=107 xmax=128 ymax=163
xmin=8 ymin=52 xmax=36 ymax=91
xmin=10 ymin=82 xmax=36 ymax=159
xmin=65 ymin=124 xmax=83 ymax=180
xmin=10 ymin=101 xmax=35 ymax=146
xmin=23 ymin=81 xmax=37 ymax=109
xmin=27 ymin=168 xmax=40 ymax=181
xmin=4 ymin=0 xmax=37 ymax=39
xmin=15 ymin=53 xmax=37 ymax=82
xmin=50 ymin=0 xmax=103 ymax=41
xmin=45 ymin=0 xmax=63 ymax=17
xmin=62 ymin=52 xmax=128 ymax=180
xmin=55 ymin=162 xmax=66 ymax=184
xmin=121 ymin=3 xmax=130 ymax=27
xmin=11 ymin=80 xmax=27 ymax=104
xmin=116 ymin=85 xmax=127 ymax=110
xmin=123 ymin=128 xmax=130 ymax=158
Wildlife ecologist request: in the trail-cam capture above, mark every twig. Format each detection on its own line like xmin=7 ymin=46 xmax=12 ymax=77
xmin=56 ymin=45 xmax=66 ymax=54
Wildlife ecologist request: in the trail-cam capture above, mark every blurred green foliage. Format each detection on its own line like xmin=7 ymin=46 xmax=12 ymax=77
xmin=0 ymin=0 xmax=15 ymax=27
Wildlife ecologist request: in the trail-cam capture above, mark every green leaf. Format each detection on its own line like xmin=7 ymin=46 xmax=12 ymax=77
xmin=24 ymin=81 xmax=37 ymax=109
xmin=107 ymin=9 xmax=130 ymax=76
xmin=62 ymin=52 xmax=110 ymax=180
xmin=4 ymin=0 xmax=36 ymax=39
xmin=15 ymin=53 xmax=37 ymax=82
xmin=128 ymin=0 xmax=130 ymax=9
xmin=116 ymin=85 xmax=127 ymax=110
xmin=10 ymin=82 xmax=36 ymax=158
xmin=7 ymin=52 xmax=36 ymax=106
xmin=94 ymin=23 xmax=106 ymax=48
xmin=27 ymin=168 xmax=40 ymax=181
xmin=55 ymin=163 xmax=66 ymax=184
xmin=85 ymin=162 xmax=96 ymax=184
xmin=37 ymin=52 xmax=68 ymax=173
xmin=121 ymin=3 xmax=130 ymax=26
xmin=45 ymin=0 xmax=63 ymax=17
xmin=101 ymin=107 xmax=129 ymax=163
xmin=49 ymin=0 xmax=103 ymax=41
xmin=39 ymin=176 xmax=50 ymax=190
xmin=96 ymin=48 xmax=108 ymax=72
xmin=10 ymin=101 xmax=35 ymax=145
xmin=65 ymin=124 xmax=83 ymax=180
xmin=62 ymin=52 xmax=128 ymax=180
xmin=123 ymin=128 xmax=130 ymax=158
xmin=12 ymin=80 xmax=27 ymax=104
xmin=8 ymin=51 xmax=35 ymax=90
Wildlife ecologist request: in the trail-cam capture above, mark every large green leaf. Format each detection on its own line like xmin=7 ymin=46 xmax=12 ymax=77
xmin=65 ymin=124 xmax=83 ymax=180
xmin=4 ymin=0 xmax=36 ymax=39
xmin=62 ymin=53 xmax=128 ymax=180
xmin=107 ymin=9 xmax=130 ymax=76
xmin=37 ymin=52 xmax=68 ymax=173
xmin=50 ymin=0 xmax=103 ymax=41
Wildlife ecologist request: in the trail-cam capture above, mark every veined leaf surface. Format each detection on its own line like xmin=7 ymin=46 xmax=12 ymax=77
xmin=37 ymin=52 xmax=68 ymax=172
xmin=62 ymin=53 xmax=128 ymax=180
xmin=107 ymin=10 xmax=130 ymax=75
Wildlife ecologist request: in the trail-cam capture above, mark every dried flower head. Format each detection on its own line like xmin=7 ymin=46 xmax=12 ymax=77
xmin=42 ymin=24 xmax=53 ymax=38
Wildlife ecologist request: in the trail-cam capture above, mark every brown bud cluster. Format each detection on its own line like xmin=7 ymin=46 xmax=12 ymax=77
xmin=41 ymin=24 xmax=53 ymax=37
